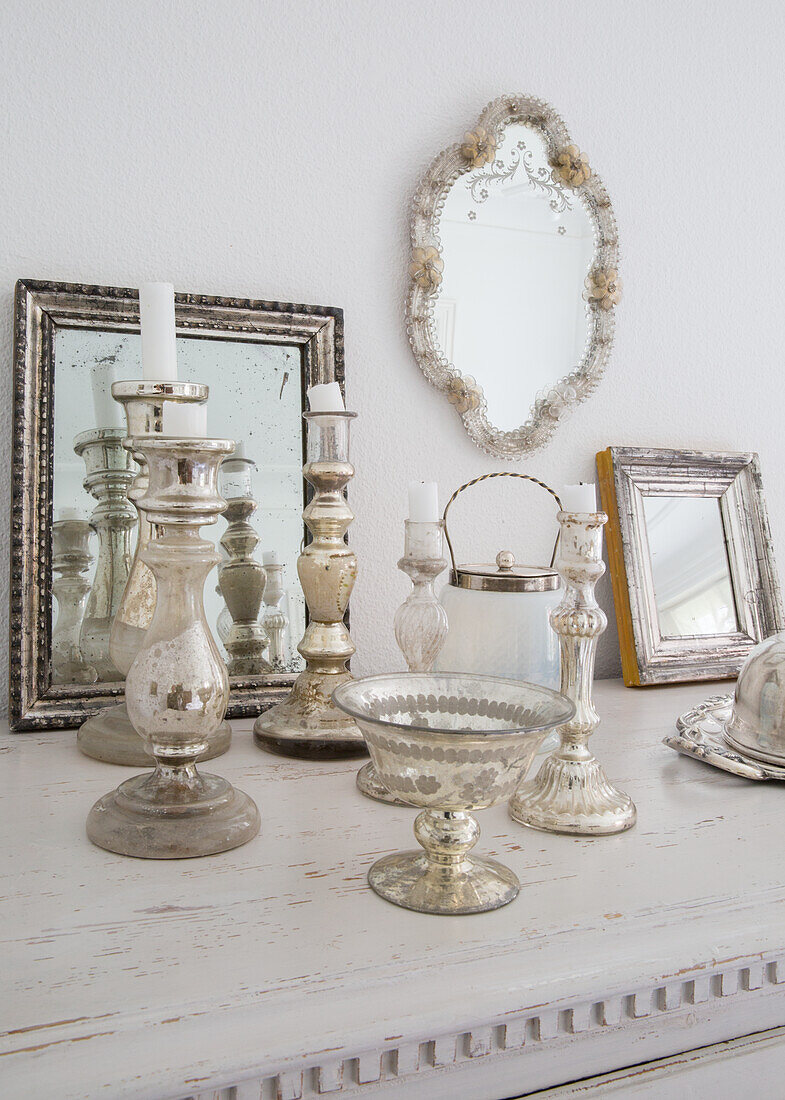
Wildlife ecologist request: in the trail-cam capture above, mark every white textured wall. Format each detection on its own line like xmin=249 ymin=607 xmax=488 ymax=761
xmin=2 ymin=0 xmax=784 ymax=712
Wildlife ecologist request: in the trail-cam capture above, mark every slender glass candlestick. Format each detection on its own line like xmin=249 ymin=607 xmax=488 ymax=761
xmin=357 ymin=519 xmax=448 ymax=804
xmin=508 ymin=511 xmax=636 ymax=834
xmin=77 ymin=381 xmax=231 ymax=767
xmin=86 ymin=437 xmax=260 ymax=859
xmin=253 ymin=410 xmax=365 ymax=758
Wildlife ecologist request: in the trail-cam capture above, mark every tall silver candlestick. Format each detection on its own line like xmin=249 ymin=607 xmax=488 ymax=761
xmin=77 ymin=382 xmax=231 ymax=766
xmin=357 ymin=519 xmax=448 ymax=804
xmin=253 ymin=410 xmax=365 ymax=758
xmin=73 ymin=427 xmax=136 ymax=681
xmin=508 ymin=510 xmax=636 ymax=834
xmin=51 ymin=518 xmax=97 ymax=685
xmin=86 ymin=437 xmax=260 ymax=859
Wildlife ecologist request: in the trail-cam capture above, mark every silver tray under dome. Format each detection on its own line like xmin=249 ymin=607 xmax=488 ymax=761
xmin=666 ymin=695 xmax=785 ymax=782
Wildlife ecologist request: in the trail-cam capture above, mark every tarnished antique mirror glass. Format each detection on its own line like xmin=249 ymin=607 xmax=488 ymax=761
xmin=11 ymin=280 xmax=344 ymax=729
xmin=408 ymin=94 xmax=620 ymax=458
xmin=597 ymin=447 xmax=783 ymax=687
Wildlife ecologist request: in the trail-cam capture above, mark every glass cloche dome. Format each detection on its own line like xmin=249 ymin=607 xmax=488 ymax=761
xmin=725 ymin=632 xmax=785 ymax=764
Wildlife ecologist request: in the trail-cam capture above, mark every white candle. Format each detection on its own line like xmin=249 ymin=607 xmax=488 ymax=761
xmin=408 ymin=481 xmax=439 ymax=522
xmin=233 ymin=440 xmax=247 ymax=461
xmin=56 ymin=506 xmax=86 ymax=522
xmin=306 ymin=381 xmax=344 ymax=412
xmin=262 ymin=550 xmax=279 ymax=566
xmin=139 ymin=282 xmax=178 ymax=381
xmin=561 ymin=482 xmax=597 ymax=512
xmin=91 ymin=361 xmax=124 ymax=429
xmin=162 ymin=400 xmax=208 ymax=437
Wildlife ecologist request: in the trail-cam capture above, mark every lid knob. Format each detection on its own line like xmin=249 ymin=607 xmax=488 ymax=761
xmin=496 ymin=550 xmax=515 ymax=572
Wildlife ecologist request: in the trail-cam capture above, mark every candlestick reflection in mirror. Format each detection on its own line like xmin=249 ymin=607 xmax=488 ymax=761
xmin=86 ymin=436 xmax=259 ymax=859
xmin=218 ymin=447 xmax=270 ymax=677
xmin=261 ymin=553 xmax=290 ymax=670
xmin=253 ymin=407 xmax=365 ymax=758
xmin=73 ymin=427 xmax=136 ymax=682
xmin=508 ymin=510 xmax=637 ymax=835
xmin=52 ymin=515 xmax=98 ymax=685
xmin=357 ymin=517 xmax=449 ymax=805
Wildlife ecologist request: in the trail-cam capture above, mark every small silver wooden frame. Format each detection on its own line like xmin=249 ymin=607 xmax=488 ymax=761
xmin=10 ymin=279 xmax=344 ymax=730
xmin=598 ymin=447 xmax=783 ymax=686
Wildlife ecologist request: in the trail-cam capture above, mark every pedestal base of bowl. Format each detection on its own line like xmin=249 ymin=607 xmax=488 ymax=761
xmin=356 ymin=761 xmax=409 ymax=805
xmin=509 ymin=752 xmax=636 ymax=835
xmin=86 ymin=769 xmax=260 ymax=858
xmin=78 ymin=704 xmax=232 ymax=767
xmin=368 ymin=851 xmax=519 ymax=915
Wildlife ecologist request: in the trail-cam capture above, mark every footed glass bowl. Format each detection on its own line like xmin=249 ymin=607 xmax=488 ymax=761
xmin=332 ymin=673 xmax=574 ymax=915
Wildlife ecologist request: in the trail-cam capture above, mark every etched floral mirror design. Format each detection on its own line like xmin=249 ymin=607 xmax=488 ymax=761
xmin=407 ymin=95 xmax=620 ymax=459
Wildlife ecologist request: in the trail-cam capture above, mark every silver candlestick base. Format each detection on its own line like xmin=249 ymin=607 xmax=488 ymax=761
xmin=87 ymin=437 xmax=259 ymax=859
xmin=77 ymin=381 xmax=230 ymax=767
xmin=358 ymin=519 xmax=448 ymax=805
xmin=254 ymin=411 xmax=366 ymax=759
xmin=508 ymin=511 xmax=636 ymax=835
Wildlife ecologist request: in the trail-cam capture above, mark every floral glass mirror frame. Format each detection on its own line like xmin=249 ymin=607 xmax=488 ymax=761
xmin=407 ymin=94 xmax=620 ymax=459
xmin=10 ymin=279 xmax=344 ymax=730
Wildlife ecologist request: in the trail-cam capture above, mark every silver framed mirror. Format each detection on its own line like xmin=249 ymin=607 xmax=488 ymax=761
xmin=10 ymin=279 xmax=344 ymax=730
xmin=407 ymin=94 xmax=620 ymax=459
xmin=597 ymin=447 xmax=783 ymax=686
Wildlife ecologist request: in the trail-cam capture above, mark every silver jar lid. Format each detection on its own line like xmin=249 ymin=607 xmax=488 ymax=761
xmin=452 ymin=551 xmax=560 ymax=593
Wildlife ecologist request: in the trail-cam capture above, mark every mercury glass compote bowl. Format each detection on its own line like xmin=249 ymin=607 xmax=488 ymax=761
xmin=332 ymin=673 xmax=574 ymax=915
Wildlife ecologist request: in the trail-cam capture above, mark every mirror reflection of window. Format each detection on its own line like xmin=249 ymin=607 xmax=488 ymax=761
xmin=437 ymin=122 xmax=595 ymax=431
xmin=643 ymin=494 xmax=739 ymax=638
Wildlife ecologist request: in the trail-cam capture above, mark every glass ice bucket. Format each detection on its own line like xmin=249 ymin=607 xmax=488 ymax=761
xmin=434 ymin=473 xmax=563 ymax=691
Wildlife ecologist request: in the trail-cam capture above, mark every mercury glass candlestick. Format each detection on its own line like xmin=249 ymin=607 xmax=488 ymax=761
xmin=218 ymin=451 xmax=270 ymax=676
xmin=77 ymin=381 xmax=231 ymax=767
xmin=51 ymin=518 xmax=97 ymax=685
xmin=357 ymin=519 xmax=448 ymax=805
xmin=253 ymin=410 xmax=365 ymax=758
xmin=73 ymin=427 xmax=136 ymax=681
xmin=86 ymin=436 xmax=260 ymax=859
xmin=509 ymin=511 xmax=637 ymax=835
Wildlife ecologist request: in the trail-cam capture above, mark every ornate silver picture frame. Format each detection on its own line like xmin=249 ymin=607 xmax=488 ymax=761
xmin=407 ymin=94 xmax=620 ymax=459
xmin=597 ymin=447 xmax=783 ymax=686
xmin=10 ymin=279 xmax=344 ymax=730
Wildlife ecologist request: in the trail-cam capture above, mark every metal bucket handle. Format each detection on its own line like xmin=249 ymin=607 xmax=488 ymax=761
xmin=442 ymin=472 xmax=562 ymax=582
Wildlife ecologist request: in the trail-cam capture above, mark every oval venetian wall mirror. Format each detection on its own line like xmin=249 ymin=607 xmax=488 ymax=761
xmin=407 ymin=94 xmax=620 ymax=458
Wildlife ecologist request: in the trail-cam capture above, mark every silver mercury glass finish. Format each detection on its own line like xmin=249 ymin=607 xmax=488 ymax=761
xmin=51 ymin=518 xmax=97 ymax=685
xmin=724 ymin=631 xmax=785 ymax=764
xmin=73 ymin=427 xmax=136 ymax=681
xmin=77 ymin=381 xmax=231 ymax=767
xmin=253 ymin=410 xmax=365 ymax=758
xmin=334 ymin=673 xmax=574 ymax=915
xmin=357 ymin=519 xmax=448 ymax=805
xmin=86 ymin=437 xmax=260 ymax=859
xmin=509 ymin=511 xmax=637 ymax=835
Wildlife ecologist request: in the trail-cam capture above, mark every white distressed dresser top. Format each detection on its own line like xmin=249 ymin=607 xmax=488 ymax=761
xmin=2 ymin=679 xmax=785 ymax=1099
